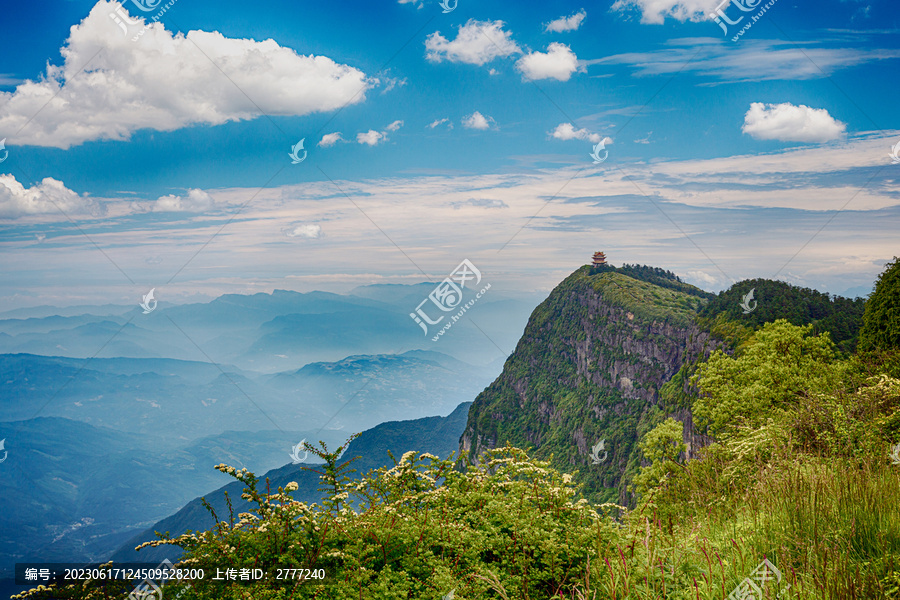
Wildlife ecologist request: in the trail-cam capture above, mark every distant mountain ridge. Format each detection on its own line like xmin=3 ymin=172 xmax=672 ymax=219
xmin=0 ymin=285 xmax=541 ymax=371
xmin=111 ymin=402 xmax=473 ymax=565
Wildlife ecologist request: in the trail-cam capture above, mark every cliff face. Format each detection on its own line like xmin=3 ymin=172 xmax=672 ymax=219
xmin=460 ymin=266 xmax=724 ymax=504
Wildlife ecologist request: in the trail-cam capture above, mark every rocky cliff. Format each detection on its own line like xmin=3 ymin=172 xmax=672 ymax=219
xmin=460 ymin=265 xmax=724 ymax=504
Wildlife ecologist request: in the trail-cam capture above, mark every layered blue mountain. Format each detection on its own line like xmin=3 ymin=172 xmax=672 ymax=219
xmin=0 ymin=351 xmax=494 ymax=437
xmin=0 ymin=418 xmax=337 ymax=571
xmin=0 ymin=286 xmax=540 ymax=371
xmin=110 ymin=402 xmax=472 ymax=566
xmin=0 ymin=283 xmax=540 ymax=594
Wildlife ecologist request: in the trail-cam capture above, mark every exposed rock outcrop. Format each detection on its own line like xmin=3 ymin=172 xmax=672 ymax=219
xmin=460 ymin=266 xmax=724 ymax=504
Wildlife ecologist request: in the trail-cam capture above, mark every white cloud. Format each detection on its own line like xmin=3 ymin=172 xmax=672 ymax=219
xmin=742 ymin=102 xmax=847 ymax=143
xmin=610 ymin=0 xmax=719 ymax=24
xmin=685 ymin=270 xmax=719 ymax=286
xmin=515 ymin=43 xmax=579 ymax=81
xmin=0 ymin=1 xmax=373 ymax=148
xmin=461 ymin=111 xmax=496 ymax=130
xmin=154 ymin=189 xmax=215 ymax=212
xmin=0 ymin=175 xmax=99 ymax=219
xmin=357 ymin=130 xmax=385 ymax=146
xmin=4 ymin=132 xmax=899 ymax=310
xmin=549 ymin=123 xmax=609 ymax=144
xmin=357 ymin=121 xmax=403 ymax=145
xmin=592 ymin=40 xmax=900 ymax=84
xmin=427 ymin=118 xmax=453 ymax=129
xmin=282 ymin=224 xmax=322 ymax=239
xmin=381 ymin=76 xmax=407 ymax=93
xmin=450 ymin=198 xmax=509 ymax=209
xmin=545 ymin=10 xmax=587 ymax=33
xmin=318 ymin=132 xmax=344 ymax=147
xmin=425 ymin=19 xmax=520 ymax=66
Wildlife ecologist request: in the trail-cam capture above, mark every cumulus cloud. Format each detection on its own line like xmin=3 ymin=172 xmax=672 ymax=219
xmin=549 ymin=123 xmax=609 ymax=144
xmin=154 ymin=189 xmax=215 ymax=212
xmin=282 ymin=223 xmax=322 ymax=239
xmin=0 ymin=175 xmax=99 ymax=219
xmin=545 ymin=10 xmax=587 ymax=33
xmin=461 ymin=111 xmax=496 ymax=130
xmin=0 ymin=1 xmax=373 ymax=148
xmin=742 ymin=102 xmax=847 ymax=142
xmin=357 ymin=121 xmax=403 ymax=146
xmin=610 ymin=0 xmax=719 ymax=24
xmin=357 ymin=130 xmax=385 ymax=146
xmin=425 ymin=19 xmax=521 ymax=65
xmin=516 ymin=43 xmax=579 ymax=81
xmin=318 ymin=132 xmax=344 ymax=147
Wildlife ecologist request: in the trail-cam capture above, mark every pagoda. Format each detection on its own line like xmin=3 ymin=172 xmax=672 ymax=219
xmin=592 ymin=251 xmax=607 ymax=267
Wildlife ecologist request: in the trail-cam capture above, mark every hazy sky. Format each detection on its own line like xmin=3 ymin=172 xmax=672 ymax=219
xmin=1 ymin=0 xmax=898 ymax=311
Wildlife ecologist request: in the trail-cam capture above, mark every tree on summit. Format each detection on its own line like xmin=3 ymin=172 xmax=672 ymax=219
xmin=859 ymin=256 xmax=900 ymax=353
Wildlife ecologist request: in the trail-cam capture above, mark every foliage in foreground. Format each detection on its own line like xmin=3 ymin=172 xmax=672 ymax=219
xmin=15 ymin=307 xmax=900 ymax=600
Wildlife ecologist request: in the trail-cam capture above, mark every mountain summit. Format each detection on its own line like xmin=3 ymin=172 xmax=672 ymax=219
xmin=460 ymin=263 xmax=865 ymax=504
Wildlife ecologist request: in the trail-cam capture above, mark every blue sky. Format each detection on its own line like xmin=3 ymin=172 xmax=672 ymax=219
xmin=0 ymin=0 xmax=898 ymax=311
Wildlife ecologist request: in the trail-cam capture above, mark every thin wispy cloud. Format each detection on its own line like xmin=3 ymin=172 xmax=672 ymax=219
xmin=590 ymin=39 xmax=900 ymax=83
xmin=427 ymin=118 xmax=453 ymax=130
xmin=5 ymin=133 xmax=897 ymax=311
